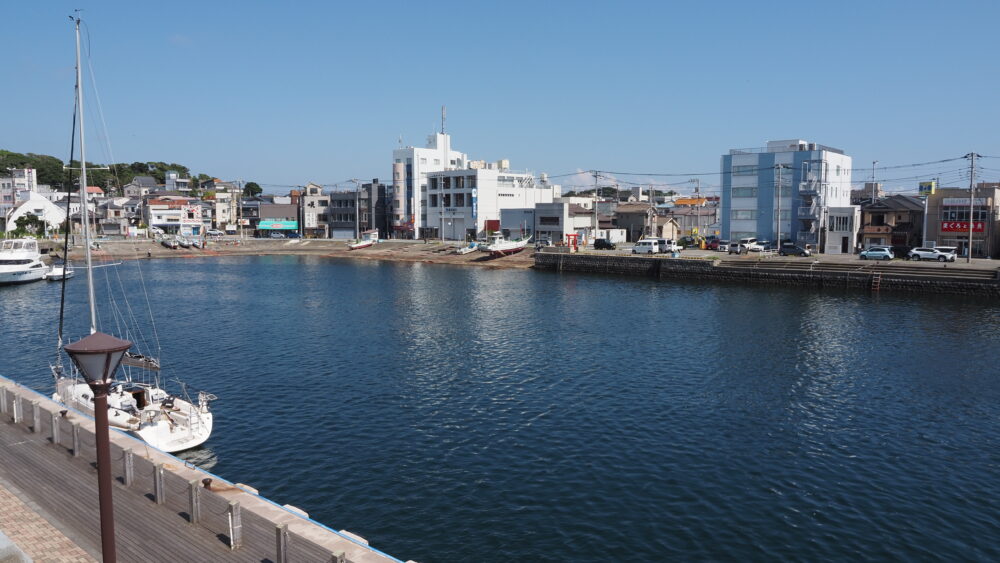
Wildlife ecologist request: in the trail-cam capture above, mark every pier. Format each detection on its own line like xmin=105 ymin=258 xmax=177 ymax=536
xmin=0 ymin=375 xmax=408 ymax=563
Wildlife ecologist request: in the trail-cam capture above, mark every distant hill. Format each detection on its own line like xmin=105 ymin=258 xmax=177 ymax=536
xmin=0 ymin=149 xmax=214 ymax=195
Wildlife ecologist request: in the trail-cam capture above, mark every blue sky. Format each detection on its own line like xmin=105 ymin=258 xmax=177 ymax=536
xmin=4 ymin=0 xmax=999 ymax=194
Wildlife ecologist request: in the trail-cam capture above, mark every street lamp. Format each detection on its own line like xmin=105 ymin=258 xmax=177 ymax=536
xmin=64 ymin=331 xmax=132 ymax=563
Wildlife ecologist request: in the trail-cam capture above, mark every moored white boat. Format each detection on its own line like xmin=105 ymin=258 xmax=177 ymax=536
xmin=349 ymin=229 xmax=379 ymax=250
xmin=43 ymin=260 xmax=75 ymax=281
xmin=0 ymin=238 xmax=48 ymax=284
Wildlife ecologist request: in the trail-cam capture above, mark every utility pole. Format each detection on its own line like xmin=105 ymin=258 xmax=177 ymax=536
xmin=871 ymin=160 xmax=878 ymax=203
xmin=351 ymin=179 xmax=360 ymax=239
xmin=775 ymin=164 xmax=789 ymax=246
xmin=965 ymin=153 xmax=980 ymax=263
xmin=592 ymin=171 xmax=599 ymax=245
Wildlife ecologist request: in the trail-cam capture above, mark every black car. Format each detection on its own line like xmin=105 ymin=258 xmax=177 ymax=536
xmin=594 ymin=238 xmax=616 ymax=250
xmin=778 ymin=244 xmax=812 ymax=257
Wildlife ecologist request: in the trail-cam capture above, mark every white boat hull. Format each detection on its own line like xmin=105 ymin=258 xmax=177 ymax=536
xmin=53 ymin=378 xmax=213 ymax=453
xmin=0 ymin=268 xmax=47 ymax=284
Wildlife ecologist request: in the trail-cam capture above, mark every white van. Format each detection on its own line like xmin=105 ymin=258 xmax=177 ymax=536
xmin=632 ymin=239 xmax=660 ymax=254
xmin=739 ymin=237 xmax=764 ymax=252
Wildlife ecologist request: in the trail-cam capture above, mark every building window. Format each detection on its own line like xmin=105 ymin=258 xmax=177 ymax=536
xmin=732 ymin=187 xmax=757 ymax=198
xmin=430 ymin=178 xmax=438 ymax=190
xmin=455 ymin=193 xmax=465 ymax=206
xmin=539 ymin=216 xmax=560 ymax=226
xmin=430 ymin=194 xmax=438 ymax=207
xmin=733 ymin=165 xmax=757 ymax=176
xmin=420 ymin=158 xmax=427 ymax=164
xmin=731 ymin=210 xmax=757 ymax=220
xmin=434 ymin=159 xmax=440 ymax=165
xmin=831 ymin=215 xmax=852 ymax=231
xmin=468 ymin=175 xmax=477 ymax=188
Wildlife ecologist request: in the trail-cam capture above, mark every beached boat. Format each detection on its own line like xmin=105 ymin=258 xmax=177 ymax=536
xmin=455 ymin=242 xmax=478 ymax=255
xmin=349 ymin=229 xmax=379 ymax=250
xmin=0 ymin=238 xmax=48 ymax=284
xmin=479 ymin=232 xmax=532 ymax=257
xmin=51 ymin=16 xmax=216 ymax=453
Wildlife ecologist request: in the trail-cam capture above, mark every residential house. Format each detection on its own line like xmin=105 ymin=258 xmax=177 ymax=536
xmin=301 ymin=183 xmax=331 ymax=238
xmin=859 ymin=195 xmax=925 ymax=251
xmin=123 ymin=176 xmax=158 ymax=198
xmin=4 ymin=192 xmax=67 ymax=235
xmin=924 ymin=184 xmax=1000 ymax=258
xmin=256 ymin=203 xmax=299 ymax=237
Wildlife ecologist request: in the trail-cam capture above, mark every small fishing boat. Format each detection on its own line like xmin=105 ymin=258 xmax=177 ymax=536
xmin=455 ymin=242 xmax=478 ymax=255
xmin=349 ymin=229 xmax=379 ymax=250
xmin=43 ymin=260 xmax=75 ymax=281
xmin=479 ymin=232 xmax=531 ymax=257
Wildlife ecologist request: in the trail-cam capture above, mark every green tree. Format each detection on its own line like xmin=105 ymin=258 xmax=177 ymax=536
xmin=13 ymin=215 xmax=45 ymax=237
xmin=243 ymin=182 xmax=262 ymax=197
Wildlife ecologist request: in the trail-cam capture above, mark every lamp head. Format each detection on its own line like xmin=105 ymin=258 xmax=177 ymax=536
xmin=64 ymin=332 xmax=132 ymax=386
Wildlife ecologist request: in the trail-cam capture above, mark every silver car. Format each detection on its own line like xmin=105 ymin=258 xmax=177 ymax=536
xmin=907 ymin=247 xmax=956 ymax=262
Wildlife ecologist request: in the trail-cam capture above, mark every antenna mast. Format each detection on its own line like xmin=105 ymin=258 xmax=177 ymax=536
xmin=441 ymin=105 xmax=446 ymax=134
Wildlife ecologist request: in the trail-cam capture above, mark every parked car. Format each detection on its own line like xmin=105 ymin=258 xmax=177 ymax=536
xmin=710 ymin=239 xmax=728 ymax=251
xmin=632 ymin=239 xmax=660 ymax=254
xmin=286 ymin=232 xmax=302 ymax=239
xmin=757 ymin=240 xmax=774 ymax=250
xmin=594 ymin=238 xmax=616 ymax=250
xmin=738 ymin=237 xmax=764 ymax=252
xmin=270 ymin=232 xmax=286 ymax=239
xmin=661 ymin=239 xmax=682 ymax=253
xmin=728 ymin=241 xmax=744 ymax=255
xmin=779 ymin=244 xmax=812 ymax=257
xmin=535 ymin=237 xmax=553 ymax=249
xmin=206 ymin=229 xmax=224 ymax=237
xmin=907 ymin=247 xmax=956 ymax=262
xmin=149 ymin=226 xmax=164 ymax=235
xmin=859 ymin=247 xmax=894 ymax=260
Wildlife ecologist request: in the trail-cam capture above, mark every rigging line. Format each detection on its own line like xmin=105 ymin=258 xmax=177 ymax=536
xmin=126 ymin=243 xmax=160 ymax=364
xmin=111 ymin=252 xmax=150 ymax=361
xmin=56 ymin=74 xmax=80 ymax=371
xmin=84 ymin=47 xmax=124 ymax=192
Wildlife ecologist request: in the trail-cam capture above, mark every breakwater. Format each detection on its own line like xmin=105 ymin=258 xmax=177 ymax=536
xmin=534 ymin=251 xmax=1000 ymax=296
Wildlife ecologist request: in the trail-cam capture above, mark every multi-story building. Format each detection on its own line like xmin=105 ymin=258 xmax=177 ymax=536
xmin=362 ymin=179 xmax=392 ymax=239
xmin=328 ymin=189 xmax=370 ymax=239
xmin=300 ymin=183 xmax=331 ymax=238
xmin=721 ymin=139 xmax=856 ymax=253
xmin=924 ymin=184 xmax=1000 ymax=258
xmin=425 ymin=165 xmax=556 ymax=240
xmin=392 ymin=133 xmax=468 ymax=239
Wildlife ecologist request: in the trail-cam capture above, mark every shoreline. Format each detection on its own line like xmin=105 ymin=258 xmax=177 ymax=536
xmin=50 ymin=238 xmax=537 ymax=270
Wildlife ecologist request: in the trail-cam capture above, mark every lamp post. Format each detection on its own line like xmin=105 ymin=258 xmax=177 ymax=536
xmin=64 ymin=331 xmax=132 ymax=563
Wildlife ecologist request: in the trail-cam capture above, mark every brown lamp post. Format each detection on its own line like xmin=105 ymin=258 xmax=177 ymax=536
xmin=64 ymin=332 xmax=132 ymax=563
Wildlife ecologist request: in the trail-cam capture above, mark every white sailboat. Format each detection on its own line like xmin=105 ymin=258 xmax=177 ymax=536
xmin=51 ymin=16 xmax=215 ymax=453
xmin=42 ymin=260 xmax=75 ymax=281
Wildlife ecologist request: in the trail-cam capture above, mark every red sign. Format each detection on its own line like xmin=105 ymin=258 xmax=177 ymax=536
xmin=941 ymin=221 xmax=984 ymax=232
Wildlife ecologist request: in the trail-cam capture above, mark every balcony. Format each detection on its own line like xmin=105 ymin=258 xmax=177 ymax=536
xmin=797 ymin=206 xmax=820 ymax=220
xmin=799 ymin=181 xmax=826 ymax=195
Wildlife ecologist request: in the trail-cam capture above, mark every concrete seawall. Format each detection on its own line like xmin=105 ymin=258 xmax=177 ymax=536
xmin=534 ymin=252 xmax=1000 ymax=297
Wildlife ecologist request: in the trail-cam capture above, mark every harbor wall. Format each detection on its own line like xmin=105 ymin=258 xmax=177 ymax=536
xmin=533 ymin=253 xmax=1000 ymax=297
xmin=0 ymin=376 xmax=406 ymax=563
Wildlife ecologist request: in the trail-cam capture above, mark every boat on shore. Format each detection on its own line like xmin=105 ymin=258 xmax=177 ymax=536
xmin=0 ymin=238 xmax=47 ymax=284
xmin=479 ymin=232 xmax=531 ymax=257
xmin=349 ymin=229 xmax=379 ymax=250
xmin=455 ymin=242 xmax=478 ymax=255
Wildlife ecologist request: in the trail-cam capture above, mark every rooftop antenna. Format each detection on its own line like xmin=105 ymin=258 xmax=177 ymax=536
xmin=398 ymin=134 xmax=402 ymax=148
xmin=441 ymin=105 xmax=446 ymax=135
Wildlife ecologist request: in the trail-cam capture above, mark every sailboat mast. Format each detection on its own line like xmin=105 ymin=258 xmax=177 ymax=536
xmin=74 ymin=15 xmax=98 ymax=334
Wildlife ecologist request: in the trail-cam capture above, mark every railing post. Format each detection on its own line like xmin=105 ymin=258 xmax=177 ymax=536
xmin=276 ymin=523 xmax=288 ymax=563
xmin=188 ymin=480 xmax=201 ymax=524
xmin=51 ymin=412 xmax=60 ymax=444
xmin=227 ymin=501 xmax=243 ymax=550
xmin=31 ymin=401 xmax=39 ymax=433
xmin=123 ymin=448 xmax=134 ymax=487
xmin=12 ymin=396 xmax=21 ymax=424
xmin=332 ymin=552 xmax=346 ymax=563
xmin=71 ymin=423 xmax=80 ymax=457
xmin=0 ymin=386 xmax=7 ymax=416
xmin=153 ymin=464 xmax=165 ymax=504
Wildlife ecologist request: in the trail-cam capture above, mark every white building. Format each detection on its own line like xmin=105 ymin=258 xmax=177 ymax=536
xmin=392 ymin=133 xmax=467 ymax=239
xmin=721 ymin=139 xmax=856 ymax=253
xmin=426 ymin=166 xmax=557 ymax=240
xmin=5 ymin=192 xmax=67 ymax=234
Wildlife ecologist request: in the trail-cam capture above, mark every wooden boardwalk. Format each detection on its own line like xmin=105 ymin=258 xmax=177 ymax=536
xmin=0 ymin=379 xmax=405 ymax=563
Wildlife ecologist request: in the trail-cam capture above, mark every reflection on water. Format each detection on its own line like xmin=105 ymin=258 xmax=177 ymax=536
xmin=174 ymin=446 xmax=219 ymax=472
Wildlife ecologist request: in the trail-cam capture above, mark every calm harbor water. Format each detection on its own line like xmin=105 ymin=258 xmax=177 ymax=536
xmin=2 ymin=255 xmax=999 ymax=562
